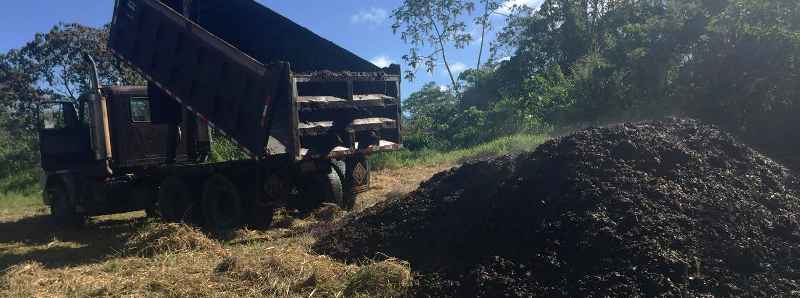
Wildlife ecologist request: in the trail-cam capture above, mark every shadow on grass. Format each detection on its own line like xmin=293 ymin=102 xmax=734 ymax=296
xmin=0 ymin=214 xmax=152 ymax=270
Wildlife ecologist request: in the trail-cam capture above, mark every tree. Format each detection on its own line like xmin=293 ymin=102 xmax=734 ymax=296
xmin=0 ymin=23 xmax=144 ymax=136
xmin=11 ymin=23 xmax=143 ymax=104
xmin=475 ymin=0 xmax=503 ymax=70
xmin=678 ymin=0 xmax=800 ymax=163
xmin=402 ymin=82 xmax=460 ymax=149
xmin=392 ymin=0 xmax=504 ymax=91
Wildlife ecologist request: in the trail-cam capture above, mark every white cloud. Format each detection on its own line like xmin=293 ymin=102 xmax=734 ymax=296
xmin=439 ymin=85 xmax=450 ymax=92
xmin=370 ymin=56 xmax=394 ymax=68
xmin=351 ymin=8 xmax=388 ymax=25
xmin=438 ymin=62 xmax=468 ymax=78
xmin=469 ymin=27 xmax=484 ymax=47
xmin=498 ymin=0 xmax=543 ymax=15
xmin=449 ymin=62 xmax=468 ymax=74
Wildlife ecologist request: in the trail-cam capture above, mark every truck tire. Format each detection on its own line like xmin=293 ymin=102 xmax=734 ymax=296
xmin=145 ymin=206 xmax=160 ymax=218
xmin=202 ymin=175 xmax=244 ymax=232
xmin=248 ymin=205 xmax=275 ymax=230
xmin=322 ymin=167 xmax=344 ymax=206
xmin=158 ymin=176 xmax=201 ymax=224
xmin=247 ymin=174 xmax=282 ymax=230
xmin=47 ymin=181 xmax=85 ymax=227
xmin=295 ymin=165 xmax=344 ymax=212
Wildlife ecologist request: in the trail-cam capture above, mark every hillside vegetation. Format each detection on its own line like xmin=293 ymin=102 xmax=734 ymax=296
xmin=396 ymin=0 xmax=800 ymax=171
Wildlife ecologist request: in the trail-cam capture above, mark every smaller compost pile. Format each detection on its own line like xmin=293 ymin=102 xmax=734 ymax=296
xmin=315 ymin=118 xmax=800 ymax=297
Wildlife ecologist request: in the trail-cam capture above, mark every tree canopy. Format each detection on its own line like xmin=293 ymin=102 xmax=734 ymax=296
xmin=401 ymin=0 xmax=800 ymax=165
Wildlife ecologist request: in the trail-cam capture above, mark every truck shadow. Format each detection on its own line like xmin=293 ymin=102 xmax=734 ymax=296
xmin=0 ymin=214 xmax=151 ymax=270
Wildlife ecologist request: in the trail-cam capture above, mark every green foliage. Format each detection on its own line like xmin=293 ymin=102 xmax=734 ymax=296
xmin=4 ymin=23 xmax=143 ymax=105
xmin=392 ymin=0 xmax=504 ymax=90
xmin=677 ymin=0 xmax=800 ymax=160
xmin=0 ymin=122 xmax=40 ymax=195
xmin=402 ymin=82 xmax=458 ymax=150
xmin=392 ymin=0 xmax=475 ymax=87
xmin=208 ymin=130 xmax=250 ymax=162
xmin=402 ymin=0 xmax=800 ymax=165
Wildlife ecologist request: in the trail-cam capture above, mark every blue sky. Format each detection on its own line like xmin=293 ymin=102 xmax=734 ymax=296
xmin=0 ymin=0 xmax=541 ymax=97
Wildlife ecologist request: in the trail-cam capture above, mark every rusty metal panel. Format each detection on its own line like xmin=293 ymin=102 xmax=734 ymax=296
xmin=105 ymin=86 xmax=208 ymax=168
xmin=190 ymin=0 xmax=380 ymax=73
xmin=109 ymin=0 xmax=401 ymax=160
xmin=109 ymin=0 xmax=286 ymax=157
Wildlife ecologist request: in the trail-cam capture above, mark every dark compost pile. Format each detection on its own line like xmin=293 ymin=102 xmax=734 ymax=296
xmin=315 ymin=118 xmax=800 ymax=297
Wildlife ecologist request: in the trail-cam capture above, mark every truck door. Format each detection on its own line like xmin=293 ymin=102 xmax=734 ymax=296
xmin=106 ymin=87 xmax=189 ymax=168
xmin=38 ymin=101 xmax=94 ymax=172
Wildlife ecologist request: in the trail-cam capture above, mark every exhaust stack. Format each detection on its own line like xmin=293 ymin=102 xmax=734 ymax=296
xmin=83 ymin=54 xmax=114 ymax=175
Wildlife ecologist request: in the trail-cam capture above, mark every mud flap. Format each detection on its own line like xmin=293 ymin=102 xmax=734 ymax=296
xmin=346 ymin=155 xmax=370 ymax=195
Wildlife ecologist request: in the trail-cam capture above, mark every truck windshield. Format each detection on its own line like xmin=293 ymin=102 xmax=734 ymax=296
xmin=130 ymin=97 xmax=152 ymax=123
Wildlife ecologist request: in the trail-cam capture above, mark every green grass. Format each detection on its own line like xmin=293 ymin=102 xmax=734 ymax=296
xmin=0 ymin=168 xmax=40 ymax=196
xmin=371 ymin=133 xmax=550 ymax=170
xmin=0 ymin=192 xmax=41 ymax=208
xmin=0 ymin=192 xmax=44 ymax=219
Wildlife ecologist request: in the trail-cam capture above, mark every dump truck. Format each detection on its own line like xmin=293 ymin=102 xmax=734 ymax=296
xmin=37 ymin=0 xmax=402 ymax=231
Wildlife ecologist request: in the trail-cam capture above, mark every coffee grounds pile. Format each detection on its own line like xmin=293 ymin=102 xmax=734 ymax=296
xmin=315 ymin=119 xmax=800 ymax=297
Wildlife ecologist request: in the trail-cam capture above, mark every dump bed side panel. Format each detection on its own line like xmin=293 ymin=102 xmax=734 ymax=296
xmin=190 ymin=0 xmax=381 ymax=73
xmin=109 ymin=0 xmax=282 ymax=156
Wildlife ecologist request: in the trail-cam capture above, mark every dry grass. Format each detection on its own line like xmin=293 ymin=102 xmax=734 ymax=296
xmin=343 ymin=259 xmax=412 ymax=298
xmin=356 ymin=164 xmax=453 ymax=212
xmin=124 ymin=223 xmax=226 ymax=257
xmin=0 ymin=165 xmax=446 ymax=297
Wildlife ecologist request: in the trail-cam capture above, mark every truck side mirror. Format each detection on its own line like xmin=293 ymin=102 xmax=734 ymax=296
xmin=37 ymin=101 xmax=80 ymax=130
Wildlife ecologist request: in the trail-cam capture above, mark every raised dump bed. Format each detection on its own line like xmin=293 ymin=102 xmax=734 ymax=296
xmin=109 ymin=0 xmax=401 ymax=159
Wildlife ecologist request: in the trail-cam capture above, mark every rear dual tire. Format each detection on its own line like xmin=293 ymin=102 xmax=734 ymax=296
xmin=158 ymin=176 xmax=203 ymax=225
xmin=159 ymin=174 xmax=274 ymax=232
xmin=201 ymin=174 xmax=244 ymax=233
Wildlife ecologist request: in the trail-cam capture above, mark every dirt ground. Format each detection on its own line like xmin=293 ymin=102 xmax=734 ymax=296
xmin=0 ymin=164 xmax=450 ymax=297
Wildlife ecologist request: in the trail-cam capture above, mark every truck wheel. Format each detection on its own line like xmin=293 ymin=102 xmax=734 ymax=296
xmin=248 ymin=205 xmax=275 ymax=230
xmin=247 ymin=174 xmax=282 ymax=230
xmin=47 ymin=182 xmax=85 ymax=227
xmin=202 ymin=175 xmax=244 ymax=232
xmin=158 ymin=176 xmax=201 ymax=224
xmin=296 ymin=166 xmax=343 ymax=212
xmin=145 ymin=206 xmax=160 ymax=218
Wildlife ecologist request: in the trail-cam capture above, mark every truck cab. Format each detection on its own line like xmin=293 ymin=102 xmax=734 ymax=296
xmin=39 ymin=81 xmax=211 ymax=224
xmin=39 ymin=86 xmax=209 ymax=173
